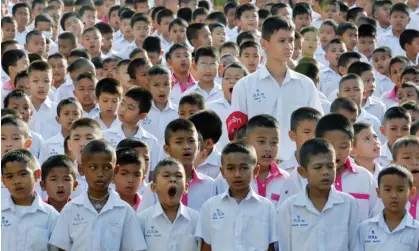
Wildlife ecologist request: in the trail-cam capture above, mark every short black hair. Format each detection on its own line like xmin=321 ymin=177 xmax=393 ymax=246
xmin=151 ymin=6 xmax=166 ymax=21
xmin=1 ymin=49 xmax=26 ymax=76
xmin=392 ymin=136 xmax=419 ymax=160
xmin=221 ymin=140 xmax=257 ymax=166
xmin=198 ymin=0 xmax=209 ymax=10
xmin=41 ymin=154 xmax=77 ymax=181
xmin=235 ymin=3 xmax=256 ymax=20
xmin=28 ymin=60 xmax=51 ymax=76
xmin=34 ymin=13 xmax=53 ymax=28
xmin=246 ymin=114 xmax=280 ymax=136
xmin=372 ymin=0 xmax=392 ymax=16
xmin=338 ymin=51 xmax=362 ymax=68
xmin=401 ymin=100 xmax=419 ymax=114
xmin=147 ymin=65 xmax=170 ymax=82
xmin=372 ymin=46 xmax=392 ymax=59
xmin=124 ymin=87 xmax=153 ymax=114
xmin=399 ymin=82 xmax=419 ymax=98
xmin=330 ymin=97 xmax=359 ymax=116
xmin=219 ymin=41 xmax=239 ymax=55
xmin=1 ymin=149 xmax=37 ymax=175
xmin=131 ymin=12 xmax=150 ymax=28
xmin=207 ymin=11 xmax=227 ymax=26
xmin=388 ymin=56 xmax=410 ymax=75
xmin=357 ymin=16 xmax=377 ymax=28
xmin=177 ymin=7 xmax=193 ymax=23
xmin=236 ymin=31 xmax=256 ymax=46
xmin=1 ymin=40 xmax=19 ymax=54
xmin=290 ymin=107 xmax=322 ymax=132
xmin=95 ymin=78 xmax=122 ymax=98
xmin=346 ymin=7 xmax=365 ymax=22
xmin=14 ymin=70 xmax=29 ymax=88
xmin=224 ymin=1 xmax=238 ymax=15
xmin=152 ymin=157 xmax=184 ymax=182
xmin=400 ymin=29 xmax=419 ymax=51
xmin=108 ymin=5 xmax=121 ymax=19
xmin=164 ymin=118 xmax=197 ymax=145
xmin=116 ymin=59 xmax=131 ymax=73
xmin=166 ymin=43 xmax=190 ymax=61
xmin=116 ymin=149 xmax=144 ymax=171
xmin=258 ymin=9 xmax=271 ymax=20
xmin=81 ymin=139 xmax=115 ymax=164
xmin=411 ymin=120 xmax=419 ymax=136
xmin=347 ymin=61 xmax=373 ymax=77
xmin=129 ymin=48 xmax=147 ymax=59
xmin=358 ymin=24 xmax=376 ymax=39
xmin=91 ymin=57 xmax=103 ymax=70
xmin=401 ymin=66 xmax=419 ymax=81
xmin=300 ymin=26 xmax=319 ymax=37
xmin=67 ymin=57 xmax=95 ymax=74
xmin=157 ymin=8 xmax=174 ymax=24
xmin=169 ymin=17 xmax=188 ymax=32
xmin=315 ymin=113 xmax=354 ymax=139
xmin=1 ymin=115 xmax=30 ymax=138
xmin=57 ymin=97 xmax=82 ymax=116
xmin=142 ymin=36 xmax=162 ymax=53
xmin=299 ymin=138 xmax=336 ymax=169
xmin=60 ymin=12 xmax=81 ymax=30
xmin=78 ymin=4 xmax=96 ymax=17
xmin=271 ymin=3 xmax=287 ymax=15
xmin=189 ymin=110 xmax=222 ymax=144
xmin=239 ymin=41 xmax=260 ymax=56
xmin=94 ymin=22 xmax=114 ymax=35
xmin=12 ymin=3 xmax=30 ymax=16
xmin=120 ymin=9 xmax=135 ymax=21
xmin=384 ymin=106 xmax=411 ymax=125
xmin=69 ymin=117 xmax=102 ymax=137
xmin=58 ymin=32 xmax=77 ymax=47
xmin=103 ymin=56 xmax=121 ymax=65
xmin=186 ymin=23 xmax=207 ymax=44
xmin=192 ymin=7 xmax=209 ymax=21
xmin=353 ymin=122 xmax=372 ymax=143
xmin=208 ymin=23 xmax=225 ymax=33
xmin=28 ymin=53 xmax=44 ymax=63
xmin=324 ymin=38 xmax=344 ymax=52
xmin=378 ymin=164 xmax=413 ymax=188
xmin=337 ymin=22 xmax=357 ymax=36
xmin=74 ymin=71 xmax=97 ymax=87
xmin=179 ymin=93 xmax=206 ymax=109
xmin=194 ymin=45 xmax=218 ymax=63
xmin=262 ymin=16 xmax=294 ymax=41
xmin=1 ymin=109 xmax=21 ymax=118
xmin=294 ymin=62 xmax=319 ymax=84
xmin=292 ymin=2 xmax=311 ymax=19
xmin=339 ymin=73 xmax=363 ymax=91
xmin=222 ymin=62 xmax=248 ymax=77
xmin=127 ymin=58 xmax=151 ymax=79
xmin=68 ymin=48 xmax=91 ymax=60
xmin=116 ymin=137 xmax=148 ymax=151
xmin=3 ymin=89 xmax=29 ymax=109
xmin=390 ymin=3 xmax=409 ymax=16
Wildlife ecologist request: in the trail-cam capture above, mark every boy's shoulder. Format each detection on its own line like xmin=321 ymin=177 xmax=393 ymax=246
xmin=204 ymin=189 xmax=272 ymax=209
xmin=139 ymin=202 xmax=199 ymax=222
xmin=2 ymin=194 xmax=59 ymax=217
xmin=43 ymin=132 xmax=64 ymax=144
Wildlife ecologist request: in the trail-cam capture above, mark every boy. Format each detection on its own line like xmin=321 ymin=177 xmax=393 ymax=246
xmin=196 ymin=140 xmax=277 ymax=251
xmin=166 ymin=43 xmax=197 ymax=105
xmin=300 ymin=26 xmax=321 ymax=65
xmin=114 ymin=149 xmax=145 ymax=212
xmin=235 ymin=3 xmax=259 ymax=35
xmin=124 ymin=13 xmax=151 ymax=60
xmin=292 ymin=3 xmax=312 ymax=32
xmin=178 ymin=93 xmax=206 ymax=119
xmin=81 ymin=27 xmax=103 ymax=58
xmin=372 ymin=47 xmax=393 ymax=98
xmin=182 ymin=46 xmax=223 ymax=103
xmin=352 ymin=122 xmax=382 ymax=180
xmin=61 ymin=12 xmax=84 ymax=42
xmin=134 ymin=0 xmax=149 ymax=14
xmin=138 ymin=158 xmax=200 ymax=250
xmin=330 ymin=97 xmax=359 ymax=123
xmin=315 ymin=20 xmax=337 ymax=66
xmin=103 ymin=87 xmax=161 ymax=171
xmin=142 ymin=66 xmax=178 ymax=142
xmin=357 ymin=24 xmax=377 ymax=60
xmin=94 ymin=77 xmax=122 ymax=130
xmin=316 ymin=113 xmax=377 ymax=221
xmin=168 ymin=18 xmax=188 ymax=45
xmin=1 ymin=150 xmax=59 ymax=250
xmin=378 ymin=107 xmax=412 ymax=167
xmin=1 ymin=115 xmax=32 ymax=160
xmin=380 ymin=56 xmax=410 ymax=109
xmin=156 ymin=8 xmax=175 ymax=53
xmin=192 ymin=7 xmax=208 ymax=24
xmin=40 ymin=154 xmax=78 ymax=212
xmin=27 ymin=60 xmax=60 ymax=140
xmin=73 ymin=72 xmax=100 ymax=119
xmin=398 ymin=82 xmax=419 ymax=104
xmin=48 ymin=53 xmax=68 ymax=93
xmin=401 ymin=101 xmax=419 ymax=123
xmin=231 ymin=16 xmax=323 ymax=161
xmin=116 ymin=59 xmax=134 ymax=95
xmin=224 ymin=2 xmax=238 ymax=40
xmin=377 ymin=3 xmax=411 ymax=57
xmin=112 ymin=9 xmax=135 ymax=50
xmin=102 ymin=57 xmax=119 ymax=79
xmin=12 ymin=3 xmax=30 ymax=46
xmin=357 ymin=165 xmax=419 ymax=250
xmin=312 ymin=0 xmax=339 ymax=28
xmin=186 ymin=23 xmax=212 ymax=49
xmin=142 ymin=36 xmax=165 ymax=66
xmin=57 ymin=32 xmax=77 ymax=58
xmin=79 ymin=5 xmax=96 ymax=28
xmin=1 ymin=49 xmax=29 ymax=105
xmin=127 ymin=58 xmax=152 ymax=89
xmin=400 ymin=29 xmax=419 ymax=65
xmin=39 ymin=98 xmax=83 ymax=164
xmin=239 ymin=41 xmax=261 ymax=73
xmin=209 ymin=23 xmax=226 ymax=50
xmin=49 ymin=140 xmax=147 ymax=250
xmin=372 ymin=0 xmax=392 ymax=36
xmin=94 ymin=22 xmax=116 ymax=58
xmin=1 ymin=16 xmax=17 ymax=41
xmin=277 ymin=138 xmax=359 ymax=251
xmin=337 ymin=22 xmax=358 ymax=52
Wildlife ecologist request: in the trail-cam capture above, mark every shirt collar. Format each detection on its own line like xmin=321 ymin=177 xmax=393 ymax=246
xmin=343 ymin=158 xmax=358 ymax=173
xmin=152 ymin=201 xmax=191 ymax=221
xmin=2 ymin=193 xmax=49 ymax=214
xmin=72 ymin=189 xmax=126 ymax=214
xmin=221 ymin=187 xmax=261 ymax=202
xmin=171 ymin=73 xmax=197 ymax=93
xmin=198 ymin=147 xmax=221 ymax=167
xmin=381 ymin=141 xmax=393 ymax=159
xmin=259 ymin=66 xmax=299 ymax=84
xmin=190 ymin=168 xmax=205 ymax=184
xmin=133 ymin=193 xmax=142 ymax=211
xmin=3 ymin=80 xmax=13 ymax=90
xmin=43 ymin=96 xmax=53 ymax=108
xmin=151 ymin=100 xmax=177 ymax=112
xmin=269 ymin=162 xmax=290 ymax=179
xmin=374 ymin=210 xmax=419 ymax=232
xmin=293 ymin=186 xmax=344 ymax=209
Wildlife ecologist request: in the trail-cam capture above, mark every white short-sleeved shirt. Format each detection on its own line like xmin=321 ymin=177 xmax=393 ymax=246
xmin=196 ymin=147 xmax=221 ymax=179
xmin=207 ymin=97 xmax=232 ymax=151
xmin=115 ymin=40 xmax=139 ymax=59
xmin=93 ymin=114 xmax=121 ymax=131
xmin=363 ymin=96 xmax=386 ymax=123
xmin=318 ymin=90 xmax=331 ymax=114
xmin=231 ymin=66 xmax=323 ymax=160
xmin=112 ymin=37 xmax=133 ymax=52
xmin=182 ymin=83 xmax=224 ymax=104
xmin=276 ymin=167 xmax=308 ymax=209
xmin=407 ymin=8 xmax=419 ymax=30
xmin=373 ymin=72 xmax=394 ymax=98
xmin=195 ymin=188 xmax=277 ymax=251
xmin=170 ymin=73 xmax=197 ymax=106
xmin=318 ymin=67 xmax=342 ymax=98
xmin=378 ymin=141 xmax=392 ymax=168
xmin=158 ymin=34 xmax=172 ymax=54
xmin=377 ymin=30 xmax=405 ymax=57
xmin=357 ymin=108 xmax=385 ymax=143
xmin=377 ymin=24 xmax=392 ymax=38
xmin=138 ymin=202 xmax=200 ymax=251
xmin=54 ymin=77 xmax=75 ymax=101
xmin=2 ymin=194 xmax=59 ymax=251
xmin=39 ymin=133 xmax=64 ymax=164
xmin=103 ymin=124 xmax=161 ymax=172
xmin=280 ymin=152 xmax=299 ymax=171
xmin=315 ymin=46 xmax=329 ymax=67
xmin=71 ymin=172 xmax=88 ymax=198
xmin=82 ymin=104 xmax=100 ymax=119
xmin=29 ymin=97 xmax=61 ymax=140
xmin=357 ymin=210 xmax=419 ymax=251
xmin=277 ymin=187 xmax=359 ymax=251
xmin=372 ymin=195 xmax=419 ymax=220
xmin=15 ymin=28 xmax=29 ymax=45
xmin=49 ymin=189 xmax=147 ymax=251
xmin=29 ymin=130 xmax=44 ymax=159
xmin=141 ymin=101 xmax=178 ymax=142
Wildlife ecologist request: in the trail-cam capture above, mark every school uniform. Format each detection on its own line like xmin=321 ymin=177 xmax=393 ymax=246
xmin=318 ymin=67 xmax=342 ymax=99
xmin=373 ymin=71 xmax=394 ymax=98
xmin=141 ymin=101 xmax=178 ymax=142
xmin=312 ymin=18 xmax=324 ymax=29
xmin=380 ymin=87 xmax=399 ymax=109
xmin=15 ymin=28 xmax=29 ymax=46
xmin=363 ymin=96 xmax=386 ymax=123
xmin=231 ymin=65 xmax=323 ymax=160
xmin=49 ymin=189 xmax=147 ymax=251
xmin=377 ymin=30 xmax=405 ymax=57
xmin=407 ymin=8 xmax=419 ymax=29
xmin=54 ymin=76 xmax=75 ymax=101
xmin=318 ymin=90 xmax=331 ymax=114
xmin=39 ymin=132 xmax=64 ymax=164
xmin=93 ymin=114 xmax=121 ymax=131
xmin=138 ymin=202 xmax=200 ymax=251
xmin=29 ymin=130 xmax=44 ymax=160
xmin=357 ymin=108 xmax=385 ymax=143
xmin=170 ymin=73 xmax=197 ymax=105
xmin=348 ymin=157 xmax=382 ymax=183
xmin=377 ymin=24 xmax=392 ymax=37
xmin=116 ymin=40 xmax=140 ymax=59
xmin=182 ymin=82 xmax=223 ymax=104
xmin=357 ymin=210 xmax=419 ymax=251
xmin=196 ymin=147 xmax=222 ymax=179
xmin=377 ymin=141 xmax=393 ymax=168
xmin=112 ymin=36 xmax=133 ymax=52
xmin=276 ymin=167 xmax=308 ymax=209
xmin=207 ymin=97 xmax=232 ymax=151
xmin=82 ymin=104 xmax=100 ymax=119
xmin=314 ymin=46 xmax=329 ymax=67
xmin=335 ymin=159 xmax=378 ymax=221
xmin=103 ymin=123 xmax=161 ymax=173
xmin=71 ymin=171 xmax=88 ymax=198
xmin=277 ymin=186 xmax=359 ymax=251
xmin=226 ymin=26 xmax=239 ymax=43
xmin=195 ymin=188 xmax=277 ymax=251
xmin=1 ymin=193 xmax=59 ymax=251
xmin=280 ymin=152 xmax=299 ymax=171
xmin=29 ymin=97 xmax=61 ymax=140
xmin=102 ymin=49 xmax=119 ymax=59
xmin=158 ymin=34 xmax=172 ymax=54
xmin=373 ymin=194 xmax=419 ymax=221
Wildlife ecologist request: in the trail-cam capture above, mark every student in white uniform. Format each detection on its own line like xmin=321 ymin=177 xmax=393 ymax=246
xmin=372 ymin=0 xmax=392 ymax=37
xmin=196 ymin=141 xmax=277 ymax=251
xmin=138 ymin=158 xmax=200 ymax=251
xmin=378 ymin=107 xmax=412 ymax=168
xmin=49 ymin=140 xmax=148 ymax=251
xmin=357 ymin=165 xmax=419 ymax=251
xmin=371 ymin=47 xmax=394 ymax=98
xmin=1 ymin=150 xmax=59 ymax=251
xmin=12 ymin=3 xmax=31 ymax=46
xmin=380 ymin=56 xmax=410 ymax=109
xmin=231 ymin=17 xmax=323 ymax=161
xmin=73 ymin=72 xmax=100 ymax=119
xmin=93 ymin=78 xmax=122 ymax=130
xmin=277 ymin=139 xmax=359 ymax=251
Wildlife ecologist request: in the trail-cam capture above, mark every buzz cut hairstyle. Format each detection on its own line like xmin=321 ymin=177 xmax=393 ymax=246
xmin=292 ymin=2 xmax=312 ymax=19
xmin=146 ymin=65 xmax=170 ymax=81
xmin=1 ymin=40 xmax=19 ymax=53
xmin=1 ymin=49 xmax=27 ymax=76
xmin=347 ymin=61 xmax=373 ymax=77
xmin=194 ymin=45 xmax=218 ymax=64
xmin=151 ymin=6 xmax=165 ymax=21
xmin=152 ymin=157 xmax=184 ymax=183
xmin=34 ymin=13 xmax=53 ymax=28
xmin=400 ymin=100 xmax=419 ymax=113
xmin=209 ymin=23 xmax=225 ymax=33
xmin=223 ymin=62 xmax=249 ymax=77
xmin=124 ymin=87 xmax=153 ymax=114
xmin=116 ymin=137 xmax=149 ymax=151
xmin=25 ymin=30 xmax=44 ymax=45
xmin=262 ymin=16 xmax=294 ymax=41
xmin=358 ymin=24 xmax=376 ymax=38
xmin=164 ymin=118 xmax=197 ymax=145
xmin=236 ymin=31 xmax=256 ymax=46
xmin=189 ymin=110 xmax=223 ymax=144
xmin=401 ymin=66 xmax=419 ymax=81
xmin=383 ymin=106 xmax=411 ymax=125
xmin=177 ymin=7 xmax=193 ymax=23
xmin=336 ymin=22 xmax=357 ymax=36
xmin=129 ymin=48 xmax=147 ymax=59
xmin=116 ymin=149 xmax=144 ymax=171
xmin=271 ymin=3 xmax=288 ymax=15
xmin=81 ymin=139 xmax=116 ymax=164
xmin=207 ymin=11 xmax=227 ymax=26
xmin=235 ymin=3 xmax=257 ymax=20
xmin=41 ymin=154 xmax=77 ymax=181
xmin=1 ymin=115 xmax=30 ymax=138
xmin=95 ymin=77 xmax=122 ymax=98
xmin=372 ymin=0 xmax=392 ymax=16
xmin=239 ymin=41 xmax=260 ymax=56
xmin=2 ymin=16 xmax=16 ymax=27
xmin=320 ymin=0 xmax=339 ymax=9
xmin=411 ymin=120 xmax=419 ymax=136
xmin=330 ymin=97 xmax=359 ymax=115
xmin=353 ymin=122 xmax=373 ymax=143
xmin=69 ymin=117 xmax=102 ymax=137
xmin=169 ymin=18 xmax=188 ymax=32
xmin=1 ymin=109 xmax=21 ymax=118
xmin=246 ymin=114 xmax=280 ymax=136
xmin=28 ymin=60 xmax=51 ymax=76
xmin=186 ymin=23 xmax=208 ymax=44
xmin=372 ymin=46 xmax=392 ymax=58
xmin=221 ymin=140 xmax=257 ymax=166
xmin=390 ymin=3 xmax=409 ymax=16
xmin=220 ymin=41 xmax=239 ymax=56
xmin=78 ymin=5 xmax=96 ymax=17
xmin=1 ymin=149 xmax=38 ymax=175
xmin=179 ymin=93 xmax=206 ymax=110
xmin=57 ymin=97 xmax=82 ymax=116
xmin=68 ymin=48 xmax=91 ymax=60
xmin=339 ymin=73 xmax=363 ymax=91
xmin=346 ymin=7 xmax=365 ymax=21
xmin=67 ymin=57 xmax=95 ymax=74
xmin=131 ymin=13 xmax=151 ymax=27
xmin=357 ymin=16 xmax=377 ymax=28
xmin=94 ymin=22 xmax=114 ymax=35
xmin=120 ymin=9 xmax=135 ymax=21
xmin=378 ymin=164 xmax=413 ymax=188
xmin=392 ymin=136 xmax=419 ymax=160
xmin=166 ymin=43 xmax=190 ymax=61
xmin=3 ymin=89 xmax=30 ymax=109
xmin=48 ymin=52 xmax=66 ymax=61
xmin=58 ymin=32 xmax=77 ymax=47
xmin=82 ymin=26 xmax=102 ymax=37
xmin=337 ymin=51 xmax=362 ymax=68
xmin=103 ymin=56 xmax=121 ymax=65
xmin=320 ymin=19 xmax=338 ymax=32
xmin=127 ymin=58 xmax=151 ymax=79
xmin=258 ymin=9 xmax=271 ymax=20
xmin=192 ymin=7 xmax=209 ymax=21
xmin=299 ymin=138 xmax=335 ymax=169
xmin=290 ymin=107 xmax=322 ymax=132
xmin=142 ymin=36 xmax=162 ymax=53
xmin=116 ymin=59 xmax=131 ymax=73
xmin=74 ymin=71 xmax=98 ymax=87
xmin=315 ymin=113 xmax=354 ymax=140
xmin=156 ymin=8 xmax=174 ymax=24
xmin=300 ymin=26 xmax=320 ymax=37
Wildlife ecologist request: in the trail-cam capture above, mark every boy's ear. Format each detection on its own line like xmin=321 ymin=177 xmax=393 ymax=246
xmin=184 ymin=182 xmax=189 ymax=194
xmin=261 ymin=38 xmax=268 ymax=52
xmin=410 ymin=186 xmax=416 ymax=197
xmin=253 ymin=164 xmax=260 ymax=177
xmin=380 ymin=125 xmax=385 ymax=136
xmin=376 ymin=187 xmax=381 ymax=199
xmin=55 ymin=115 xmax=60 ymax=124
xmin=139 ymin=112 xmax=148 ymax=120
xmin=163 ymin=144 xmax=171 ymax=155
xmin=77 ymin=164 xmax=85 ymax=176
xmin=220 ymin=166 xmax=225 ymax=178
xmin=338 ymin=66 xmax=345 ymax=76
xmin=204 ymin=138 xmax=214 ymax=150
xmin=192 ymin=60 xmax=197 ymax=70
xmin=160 ymin=50 xmax=164 ymax=56
xmin=34 ymin=169 xmax=41 ymax=181
xmin=114 ymin=165 xmax=120 ymax=175
xmin=73 ymin=180 xmax=78 ymax=191
xmin=24 ymin=138 xmax=32 ymax=150
xmin=150 ymin=181 xmax=157 ymax=193
xmin=145 ymin=81 xmax=149 ymax=89
xmin=288 ymin=130 xmax=296 ymax=142
xmin=40 ymin=180 xmax=46 ymax=190
xmin=297 ymin=166 xmax=307 ymax=179
xmin=217 ymin=64 xmax=222 ymax=73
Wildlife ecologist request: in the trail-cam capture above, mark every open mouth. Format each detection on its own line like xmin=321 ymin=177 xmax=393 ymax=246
xmin=56 ymin=190 xmax=65 ymax=196
xmin=15 ymin=187 xmax=24 ymax=193
xmin=229 ymin=88 xmax=233 ymax=93
xmin=168 ymin=186 xmax=177 ymax=198
xmin=183 ymin=152 xmax=192 ymax=158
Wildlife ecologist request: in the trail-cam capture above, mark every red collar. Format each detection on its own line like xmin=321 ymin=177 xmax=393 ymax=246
xmin=133 ymin=193 xmax=142 ymax=211
xmin=171 ymin=73 xmax=196 ymax=93
xmin=342 ymin=158 xmax=358 ymax=173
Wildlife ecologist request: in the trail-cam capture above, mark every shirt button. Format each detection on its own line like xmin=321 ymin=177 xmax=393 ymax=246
xmin=336 ymin=183 xmax=340 ymax=186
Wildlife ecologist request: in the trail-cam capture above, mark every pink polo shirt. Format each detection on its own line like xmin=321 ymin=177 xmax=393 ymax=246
xmin=335 ymin=158 xmax=378 ymax=221
xmin=170 ymin=73 xmax=197 ymax=105
xmin=385 ymin=86 xmax=398 ymax=102
xmin=133 ymin=193 xmax=142 ymax=212
xmin=181 ymin=168 xmax=215 ymax=211
xmin=409 ymin=195 xmax=419 ymax=219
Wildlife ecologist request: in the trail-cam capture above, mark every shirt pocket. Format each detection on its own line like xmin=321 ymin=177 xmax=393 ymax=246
xmin=179 ymin=235 xmax=199 ymax=251
xmin=327 ymin=224 xmax=349 ymax=251
xmin=25 ymin=226 xmax=49 ymax=251
xmin=246 ymin=216 xmax=270 ymax=251
xmin=101 ymin=221 xmax=123 ymax=251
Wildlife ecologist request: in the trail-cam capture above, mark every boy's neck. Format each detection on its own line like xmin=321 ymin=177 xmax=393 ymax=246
xmin=121 ymin=123 xmax=139 ymax=137
xmin=47 ymin=197 xmax=68 ymax=212
xmin=161 ymin=202 xmax=180 ymax=223
xmin=61 ymin=128 xmax=69 ymax=138
xmin=87 ymin=187 xmax=109 ymax=200
xmin=12 ymin=192 xmax=36 ymax=206
xmin=257 ymin=164 xmax=270 ymax=183
xmin=229 ymin=186 xmax=250 ymax=204
xmin=378 ymin=21 xmax=390 ymax=29
xmin=154 ymin=100 xmax=168 ymax=111
xmin=100 ymin=112 xmax=117 ymax=127
xmin=265 ymin=59 xmax=288 ymax=85
xmin=406 ymin=51 xmax=417 ymax=63
xmin=82 ymin=104 xmax=96 ymax=113
xmin=383 ymin=209 xmax=405 ymax=232
xmin=30 ymin=96 xmax=46 ymax=110
xmin=119 ymin=192 xmax=137 ymax=207
xmin=330 ymin=64 xmax=339 ymax=73
xmin=198 ymin=80 xmax=215 ymax=92
xmin=174 ymin=71 xmax=189 ymax=85
xmin=102 ymin=47 xmax=110 ymax=54
xmin=391 ymin=28 xmax=403 ymax=38
xmin=17 ymin=25 xmax=26 ymax=32
xmin=354 ymin=156 xmax=376 ymax=174
xmin=307 ymin=186 xmax=330 ymax=211
xmin=135 ymin=38 xmax=143 ymax=48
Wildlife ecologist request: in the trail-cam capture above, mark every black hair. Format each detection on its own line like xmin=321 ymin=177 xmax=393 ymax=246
xmin=103 ymin=56 xmax=121 ymax=65
xmin=28 ymin=60 xmax=51 ymax=76
xmin=69 ymin=117 xmax=101 ymax=136
xmin=372 ymin=0 xmax=392 ymax=16
xmin=400 ymin=29 xmax=419 ymax=51
xmin=392 ymin=136 xmax=419 ymax=160
xmin=1 ymin=40 xmax=19 ymax=54
xmin=156 ymin=8 xmax=174 ymax=24
xmin=321 ymin=19 xmax=338 ymax=33
xmin=120 ymin=9 xmax=135 ymax=21
xmin=221 ymin=140 xmax=257 ymax=166
xmin=3 ymin=89 xmax=29 ymax=109
xmin=74 ymin=71 xmax=97 ymax=87
xmin=347 ymin=61 xmax=373 ymax=77
xmin=294 ymin=62 xmax=319 ymax=84
xmin=401 ymin=66 xmax=419 ymax=81
xmin=67 ymin=57 xmax=95 ymax=73
xmin=239 ymin=41 xmax=260 ymax=56
xmin=57 ymin=97 xmax=82 ymax=116
xmin=131 ymin=13 xmax=150 ymax=28
xmin=197 ymin=0 xmax=209 ymax=10
xmin=47 ymin=53 xmax=66 ymax=61
xmin=194 ymin=45 xmax=218 ymax=63
xmin=12 ymin=3 xmax=30 ymax=16
xmin=58 ymin=32 xmax=77 ymax=46
xmin=208 ymin=23 xmax=225 ymax=33
xmin=271 ymin=3 xmax=287 ymax=15
xmin=338 ymin=51 xmax=362 ymax=68
xmin=116 ymin=137 xmax=148 ymax=151
xmin=68 ymin=48 xmax=91 ymax=60
xmin=299 ymin=138 xmax=336 ymax=168
xmin=388 ymin=56 xmax=410 ymax=75
xmin=236 ymin=31 xmax=256 ymax=46
xmin=290 ymin=107 xmax=322 ymax=132
xmin=358 ymin=24 xmax=376 ymax=39
xmin=32 ymin=0 xmax=46 ymax=9
xmin=177 ymin=7 xmax=193 ymax=23
xmin=78 ymin=5 xmax=96 ymax=18
xmin=169 ymin=18 xmax=188 ymax=32
xmin=151 ymin=6 xmax=166 ymax=21
xmin=41 ymin=155 xmax=77 ymax=181
xmin=129 ymin=48 xmax=147 ymax=59
xmin=34 ymin=13 xmax=53 ymax=28
xmin=411 ymin=120 xmax=419 ymax=136
xmin=292 ymin=2 xmax=311 ymax=19
xmin=152 ymin=157 xmax=184 ymax=182
xmin=1 ymin=109 xmax=21 ymax=118
xmin=223 ymin=1 xmax=238 ymax=15
xmin=166 ymin=43 xmax=189 ymax=61
xmin=315 ymin=113 xmax=354 ymax=139
xmin=147 ymin=65 xmax=170 ymax=80
xmin=262 ymin=16 xmax=294 ymax=41
xmin=339 ymin=73 xmax=363 ymax=91
xmin=91 ymin=56 xmax=103 ymax=69
xmin=372 ymin=46 xmax=392 ymax=58
xmin=81 ymin=139 xmax=115 ymax=164
xmin=338 ymin=1 xmax=349 ymax=13
xmin=246 ymin=114 xmax=279 ymax=136
xmin=357 ymin=16 xmax=377 ymax=28
xmin=116 ymin=149 xmax=144 ymax=170
xmin=74 ymin=0 xmax=94 ymax=6
xmin=108 ymin=5 xmax=121 ymax=19
xmin=192 ymin=7 xmax=209 ymax=21
xmin=179 ymin=93 xmax=206 ymax=109
xmin=1 ymin=150 xmax=37 ymax=175
xmin=300 ymin=26 xmax=319 ymax=36
xmin=1 ymin=49 xmax=26 ymax=76
xmin=142 ymin=36 xmax=162 ymax=53
xmin=186 ymin=23 xmax=207 ymax=44
xmin=124 ymin=87 xmax=153 ymax=114
xmin=207 ymin=11 xmax=227 ymax=26
xmin=116 ymin=59 xmax=131 ymax=73
xmin=353 ymin=122 xmax=372 ymax=143
xmin=384 ymin=106 xmax=411 ymax=124
xmin=25 ymin=30 xmax=44 ymax=45
xmin=235 ymin=3 xmax=257 ymax=20
xmin=1 ymin=115 xmax=30 ymax=138
xmin=60 ymin=12 xmax=81 ymax=30
xmin=258 ymin=9 xmax=271 ymax=21
xmin=378 ymin=164 xmax=413 ymax=188
xmin=330 ymin=97 xmax=359 ymax=116
xmin=401 ymin=100 xmax=419 ymax=112
xmin=94 ymin=22 xmax=114 ymax=35
xmin=346 ymin=7 xmax=365 ymax=22
xmin=336 ymin=22 xmax=357 ymax=36
xmin=28 ymin=53 xmax=44 ymax=63
xmin=127 ymin=58 xmax=151 ymax=79
xmin=82 ymin=26 xmax=101 ymax=37
xmin=390 ymin=3 xmax=409 ymax=16
xmin=220 ymin=41 xmax=239 ymax=55
xmin=189 ymin=110 xmax=222 ymax=144
xmin=164 ymin=118 xmax=197 ymax=145
xmin=95 ymin=78 xmax=122 ymax=98
xmin=14 ymin=70 xmax=29 ymax=88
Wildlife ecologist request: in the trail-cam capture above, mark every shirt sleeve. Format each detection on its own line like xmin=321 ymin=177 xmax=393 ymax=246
xmin=277 ymin=201 xmax=292 ymax=251
xmin=195 ymin=201 xmax=211 ymax=245
xmin=39 ymin=142 xmax=49 ymax=165
xmin=121 ymin=207 xmax=147 ymax=251
xmin=307 ymin=79 xmax=324 ymax=115
xmin=348 ymin=197 xmax=361 ymax=251
xmin=230 ymin=79 xmax=248 ymax=114
xmin=368 ymin=174 xmax=378 ymax=218
xmin=48 ymin=208 xmax=71 ymax=250
xmin=355 ymin=223 xmax=365 ymax=251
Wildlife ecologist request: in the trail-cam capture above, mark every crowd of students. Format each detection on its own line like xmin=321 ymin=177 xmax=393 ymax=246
xmin=1 ymin=0 xmax=419 ymax=250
